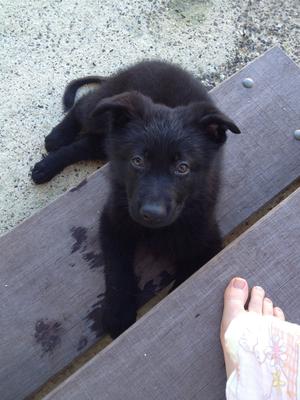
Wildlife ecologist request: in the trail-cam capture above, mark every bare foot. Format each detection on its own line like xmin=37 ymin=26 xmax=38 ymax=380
xmin=220 ymin=277 xmax=285 ymax=378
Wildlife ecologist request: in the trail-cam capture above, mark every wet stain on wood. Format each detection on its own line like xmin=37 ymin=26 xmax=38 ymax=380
xmin=70 ymin=227 xmax=87 ymax=254
xmin=82 ymin=251 xmax=104 ymax=269
xmin=86 ymin=294 xmax=105 ymax=338
xmin=92 ymin=293 xmax=105 ymax=308
xmin=34 ymin=319 xmax=62 ymax=356
xmin=70 ymin=178 xmax=88 ymax=192
xmin=77 ymin=336 xmax=88 ymax=352
xmin=86 ymin=307 xmax=104 ymax=338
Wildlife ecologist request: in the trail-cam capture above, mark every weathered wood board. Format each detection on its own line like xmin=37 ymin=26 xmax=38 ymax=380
xmin=0 ymin=47 xmax=299 ymax=399
xmin=45 ymin=188 xmax=300 ymax=400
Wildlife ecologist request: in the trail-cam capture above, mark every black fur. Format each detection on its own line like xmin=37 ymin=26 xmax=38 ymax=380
xmin=31 ymin=60 xmax=240 ymax=338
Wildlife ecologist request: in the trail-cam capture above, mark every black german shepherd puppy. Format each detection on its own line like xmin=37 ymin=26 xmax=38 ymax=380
xmin=32 ymin=61 xmax=240 ymax=338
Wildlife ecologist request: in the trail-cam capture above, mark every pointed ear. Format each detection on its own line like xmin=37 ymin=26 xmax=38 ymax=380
xmin=89 ymin=91 xmax=152 ymax=131
xmin=188 ymin=102 xmax=241 ymax=144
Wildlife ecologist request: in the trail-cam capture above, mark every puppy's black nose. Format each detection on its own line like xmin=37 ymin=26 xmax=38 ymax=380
xmin=140 ymin=203 xmax=167 ymax=222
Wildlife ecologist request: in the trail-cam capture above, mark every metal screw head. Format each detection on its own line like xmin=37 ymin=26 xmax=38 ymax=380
xmin=242 ymin=78 xmax=254 ymax=88
xmin=294 ymin=130 xmax=300 ymax=140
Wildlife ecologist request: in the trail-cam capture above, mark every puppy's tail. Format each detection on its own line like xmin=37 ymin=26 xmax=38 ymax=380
xmin=63 ymin=76 xmax=106 ymax=112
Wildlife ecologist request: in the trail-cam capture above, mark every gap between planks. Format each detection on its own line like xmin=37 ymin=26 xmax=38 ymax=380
xmin=29 ymin=177 xmax=300 ymax=400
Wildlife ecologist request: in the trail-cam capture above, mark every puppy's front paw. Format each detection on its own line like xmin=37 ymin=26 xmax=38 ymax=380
xmin=31 ymin=157 xmax=60 ymax=184
xmin=102 ymin=297 xmax=137 ymax=339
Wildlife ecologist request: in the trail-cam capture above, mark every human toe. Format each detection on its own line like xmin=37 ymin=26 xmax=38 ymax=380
xmin=248 ymin=286 xmax=265 ymax=314
xmin=221 ymin=277 xmax=249 ymax=335
xmin=263 ymin=297 xmax=273 ymax=316
xmin=274 ymin=307 xmax=285 ymax=321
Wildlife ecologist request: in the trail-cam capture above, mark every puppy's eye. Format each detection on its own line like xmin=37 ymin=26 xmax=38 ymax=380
xmin=175 ymin=162 xmax=190 ymax=175
xmin=131 ymin=156 xmax=145 ymax=169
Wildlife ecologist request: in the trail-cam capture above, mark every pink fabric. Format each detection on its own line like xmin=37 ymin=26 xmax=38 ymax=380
xmin=225 ymin=313 xmax=300 ymax=399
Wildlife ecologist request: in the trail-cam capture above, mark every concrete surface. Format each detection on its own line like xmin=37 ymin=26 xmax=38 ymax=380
xmin=0 ymin=0 xmax=299 ymax=235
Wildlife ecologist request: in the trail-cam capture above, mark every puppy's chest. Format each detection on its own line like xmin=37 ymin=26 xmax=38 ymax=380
xmin=133 ymin=228 xmax=199 ymax=292
xmin=134 ymin=226 xmax=196 ymax=269
xmin=139 ymin=229 xmax=182 ymax=258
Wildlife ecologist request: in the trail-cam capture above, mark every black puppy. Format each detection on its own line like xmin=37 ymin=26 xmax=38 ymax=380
xmin=32 ymin=61 xmax=240 ymax=338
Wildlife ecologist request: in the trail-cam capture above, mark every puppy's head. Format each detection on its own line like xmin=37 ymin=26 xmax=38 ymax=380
xmin=91 ymin=91 xmax=240 ymax=228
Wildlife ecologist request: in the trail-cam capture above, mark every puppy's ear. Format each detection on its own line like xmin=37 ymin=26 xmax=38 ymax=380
xmin=89 ymin=91 xmax=152 ymax=130
xmin=189 ymin=102 xmax=240 ymax=144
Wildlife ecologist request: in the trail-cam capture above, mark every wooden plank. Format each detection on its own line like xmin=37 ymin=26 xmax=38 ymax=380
xmin=45 ymin=188 xmax=300 ymax=400
xmin=0 ymin=47 xmax=300 ymax=399
xmin=213 ymin=46 xmax=300 ymax=235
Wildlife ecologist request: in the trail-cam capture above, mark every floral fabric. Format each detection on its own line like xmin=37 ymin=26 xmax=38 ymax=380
xmin=225 ymin=313 xmax=300 ymax=399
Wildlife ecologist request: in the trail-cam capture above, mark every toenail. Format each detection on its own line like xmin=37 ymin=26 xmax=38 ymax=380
xmin=232 ymin=278 xmax=246 ymax=289
xmin=254 ymin=286 xmax=264 ymax=293
xmin=265 ymin=297 xmax=272 ymax=303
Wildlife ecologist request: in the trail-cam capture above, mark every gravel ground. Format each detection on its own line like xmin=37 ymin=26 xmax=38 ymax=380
xmin=0 ymin=0 xmax=299 ymax=235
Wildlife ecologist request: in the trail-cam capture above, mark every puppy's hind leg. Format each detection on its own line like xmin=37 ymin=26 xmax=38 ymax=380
xmin=32 ymin=135 xmax=106 ymax=184
xmin=44 ymin=109 xmax=80 ymax=152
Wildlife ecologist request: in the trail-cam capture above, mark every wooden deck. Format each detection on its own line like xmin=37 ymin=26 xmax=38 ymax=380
xmin=0 ymin=47 xmax=299 ymax=399
xmin=45 ymin=187 xmax=300 ymax=400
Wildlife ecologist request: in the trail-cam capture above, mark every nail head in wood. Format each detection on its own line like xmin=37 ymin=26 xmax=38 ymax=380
xmin=294 ymin=130 xmax=300 ymax=140
xmin=242 ymin=77 xmax=254 ymax=88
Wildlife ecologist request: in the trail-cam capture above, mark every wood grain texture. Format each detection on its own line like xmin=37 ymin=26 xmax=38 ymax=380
xmin=45 ymin=188 xmax=300 ymax=400
xmin=213 ymin=46 xmax=300 ymax=235
xmin=0 ymin=47 xmax=299 ymax=399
